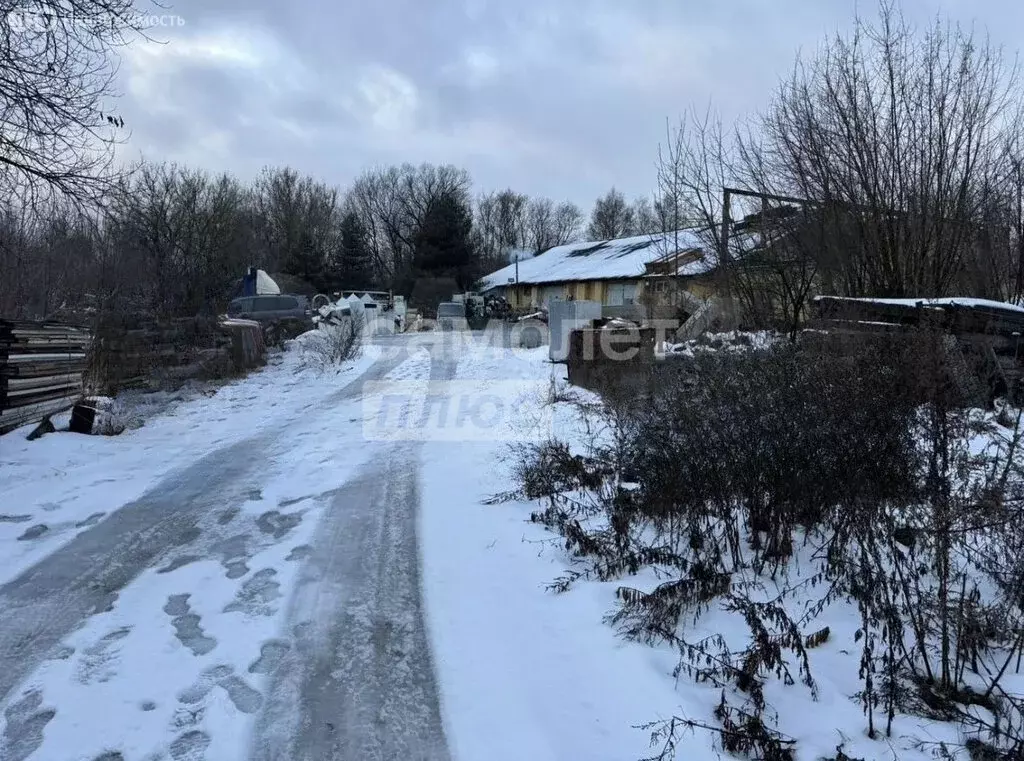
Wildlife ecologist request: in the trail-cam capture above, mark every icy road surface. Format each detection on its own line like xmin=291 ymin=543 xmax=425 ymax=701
xmin=0 ymin=334 xmax=453 ymax=761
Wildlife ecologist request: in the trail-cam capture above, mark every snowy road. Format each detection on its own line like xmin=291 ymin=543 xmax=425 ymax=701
xmin=0 ymin=335 xmax=454 ymax=761
xmin=250 ymin=347 xmax=454 ymax=761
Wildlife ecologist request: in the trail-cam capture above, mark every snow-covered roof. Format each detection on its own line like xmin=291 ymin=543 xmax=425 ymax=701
xmin=479 ymin=230 xmax=712 ymax=289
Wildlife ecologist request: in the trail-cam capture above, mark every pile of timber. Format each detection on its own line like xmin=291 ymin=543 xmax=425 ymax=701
xmin=809 ymin=295 xmax=1024 ymax=390
xmin=90 ymin=316 xmax=266 ymax=394
xmin=0 ymin=320 xmax=90 ymax=434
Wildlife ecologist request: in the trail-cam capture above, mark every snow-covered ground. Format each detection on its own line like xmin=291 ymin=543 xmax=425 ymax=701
xmin=0 ymin=337 xmax=396 ymax=761
xmin=418 ymin=345 xmax=687 ymax=761
xmin=0 ymin=341 xmax=383 ymax=588
xmin=419 ymin=340 xmax=1012 ymax=761
xmin=0 ymin=329 xmax=1007 ymax=761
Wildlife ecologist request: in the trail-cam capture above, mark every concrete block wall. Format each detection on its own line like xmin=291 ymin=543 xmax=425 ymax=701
xmin=566 ymin=327 xmax=658 ymax=398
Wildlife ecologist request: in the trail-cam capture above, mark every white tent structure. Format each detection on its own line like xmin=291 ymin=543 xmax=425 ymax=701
xmin=254 ymin=270 xmax=280 ymax=295
xmin=346 ymin=294 xmax=366 ymax=318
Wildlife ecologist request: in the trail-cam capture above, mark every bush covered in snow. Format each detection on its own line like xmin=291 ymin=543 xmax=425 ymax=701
xmin=296 ymin=316 xmax=364 ymax=372
xmin=660 ymin=330 xmax=780 ymax=358
xmin=92 ymin=398 xmax=144 ymax=435
xmin=493 ymin=332 xmax=1024 ymax=761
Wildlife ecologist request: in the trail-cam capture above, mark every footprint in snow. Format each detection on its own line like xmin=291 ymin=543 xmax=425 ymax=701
xmin=169 ymin=730 xmax=211 ymax=761
xmin=77 ymin=626 xmax=132 ymax=685
xmin=0 ymin=689 xmax=56 ymax=761
xmin=75 ymin=512 xmax=106 ymax=529
xmin=16 ymin=524 xmax=48 ymax=541
xmin=256 ymin=510 xmax=302 ymax=540
xmin=248 ymin=639 xmax=291 ymax=674
xmin=178 ymin=664 xmax=263 ymax=714
xmin=223 ymin=568 xmax=281 ymax=617
xmin=212 ymin=533 xmax=251 ymax=580
xmin=163 ymin=595 xmax=217 ymax=656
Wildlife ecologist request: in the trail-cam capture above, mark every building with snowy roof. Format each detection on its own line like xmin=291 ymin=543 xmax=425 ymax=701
xmin=477 ymin=229 xmax=724 ymax=318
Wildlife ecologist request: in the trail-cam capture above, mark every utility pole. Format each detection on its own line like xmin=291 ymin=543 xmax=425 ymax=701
xmin=1014 ymin=160 xmax=1024 ymax=303
xmin=719 ymin=187 xmax=735 ymax=328
xmin=515 ymin=253 xmax=520 ymax=308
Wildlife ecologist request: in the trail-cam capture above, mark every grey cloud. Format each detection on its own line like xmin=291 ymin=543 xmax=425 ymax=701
xmin=117 ymin=0 xmax=1024 ymax=208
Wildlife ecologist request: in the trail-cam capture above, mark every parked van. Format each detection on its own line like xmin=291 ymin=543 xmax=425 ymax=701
xmin=436 ymin=301 xmax=467 ymax=331
xmin=227 ymin=294 xmax=312 ymax=325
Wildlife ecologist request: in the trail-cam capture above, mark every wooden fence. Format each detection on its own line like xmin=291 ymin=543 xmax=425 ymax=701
xmin=0 ymin=316 xmax=267 ymax=435
xmin=89 ymin=316 xmax=266 ymax=395
xmin=0 ymin=320 xmax=91 ymax=434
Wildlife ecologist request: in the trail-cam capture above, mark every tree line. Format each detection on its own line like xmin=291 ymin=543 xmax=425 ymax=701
xmin=6 ymin=1 xmax=1024 ymax=324
xmin=0 ymin=160 xmax=672 ymax=319
xmin=0 ymin=0 xmax=679 ymax=320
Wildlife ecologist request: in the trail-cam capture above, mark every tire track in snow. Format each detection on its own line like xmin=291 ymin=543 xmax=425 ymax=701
xmin=250 ymin=342 xmax=455 ymax=761
xmin=0 ymin=348 xmax=409 ymax=706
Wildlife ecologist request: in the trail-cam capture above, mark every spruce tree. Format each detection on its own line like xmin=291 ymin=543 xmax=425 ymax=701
xmin=413 ymin=189 xmax=476 ymax=289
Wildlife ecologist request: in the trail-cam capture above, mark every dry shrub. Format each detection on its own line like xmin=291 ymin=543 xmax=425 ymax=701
xmin=499 ymin=330 xmax=1024 ymax=760
xmin=299 ymin=316 xmax=363 ymax=371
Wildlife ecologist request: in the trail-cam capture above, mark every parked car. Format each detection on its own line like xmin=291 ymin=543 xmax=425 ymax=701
xmin=436 ymin=301 xmax=467 ymax=331
xmin=226 ymin=294 xmax=313 ymax=343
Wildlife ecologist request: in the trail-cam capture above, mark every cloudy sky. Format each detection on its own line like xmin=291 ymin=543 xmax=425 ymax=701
xmin=116 ymin=0 xmax=1018 ymax=209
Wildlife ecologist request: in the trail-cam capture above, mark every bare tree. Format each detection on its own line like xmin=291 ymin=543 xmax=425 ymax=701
xmin=0 ymin=198 xmax=94 ymax=317
xmin=0 ymin=0 xmax=159 ymax=208
xmin=251 ymin=167 xmax=306 ymax=273
xmin=346 ymin=167 xmax=401 ymax=283
xmin=525 ymin=196 xmax=554 ymax=253
xmin=552 ymin=201 xmax=584 ymax=246
xmin=101 ymin=162 xmax=251 ymax=315
xmin=748 ymin=2 xmax=1021 ymax=297
xmin=659 ymin=108 xmax=736 ymax=253
xmin=631 ymin=196 xmax=660 ymax=235
xmin=523 ymin=197 xmax=584 ymax=253
xmin=587 ymin=187 xmax=635 ymax=240
xmin=646 ymin=108 xmax=745 ymax=327
xmin=346 ymin=163 xmax=473 ymax=291
xmin=475 ymin=188 xmax=529 ymax=259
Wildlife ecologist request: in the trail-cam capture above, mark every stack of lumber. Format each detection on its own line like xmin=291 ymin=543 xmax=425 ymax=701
xmin=811 ymin=296 xmax=1024 ymax=339
xmin=0 ymin=320 xmax=90 ymax=434
xmin=90 ymin=316 xmax=260 ymax=393
xmin=809 ymin=295 xmax=1024 ymax=391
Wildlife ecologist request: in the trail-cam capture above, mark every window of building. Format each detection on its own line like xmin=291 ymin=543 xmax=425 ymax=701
xmin=606 ymin=282 xmax=638 ymax=306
